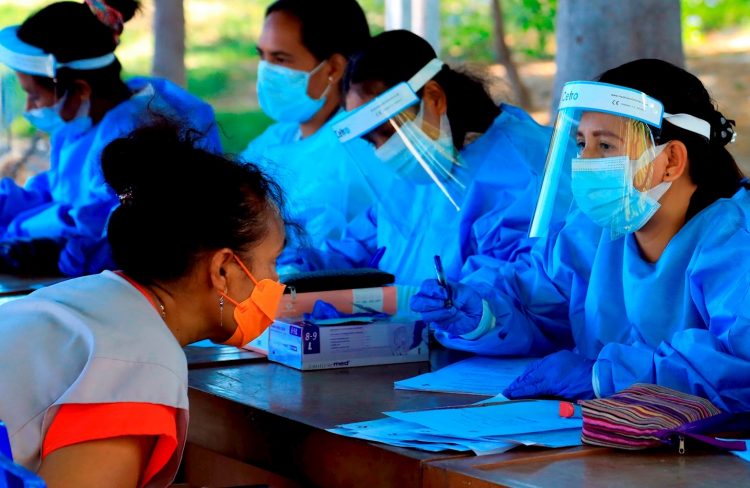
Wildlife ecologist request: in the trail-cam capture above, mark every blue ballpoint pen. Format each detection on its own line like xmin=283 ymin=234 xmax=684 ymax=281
xmin=433 ymin=255 xmax=453 ymax=308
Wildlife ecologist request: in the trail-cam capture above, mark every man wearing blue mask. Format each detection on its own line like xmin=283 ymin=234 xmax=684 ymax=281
xmin=243 ymin=0 xmax=377 ymax=250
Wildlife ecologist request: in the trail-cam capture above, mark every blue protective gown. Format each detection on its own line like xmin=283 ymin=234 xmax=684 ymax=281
xmin=296 ymin=104 xmax=568 ymax=286
xmin=437 ymin=187 xmax=750 ymax=412
xmin=0 ymin=77 xmax=221 ymax=276
xmin=242 ymin=112 xmax=375 ymax=244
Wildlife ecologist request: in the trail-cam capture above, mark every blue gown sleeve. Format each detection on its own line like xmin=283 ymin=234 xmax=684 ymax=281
xmin=197 ymin=124 xmax=222 ymax=154
xmin=0 ymin=175 xmax=52 ymax=229
xmin=458 ymin=106 xmax=573 ymax=283
xmin=596 ymin=226 xmax=750 ymax=412
xmin=279 ymin=205 xmax=379 ymax=271
xmin=436 ymin=210 xmax=599 ymax=357
xmin=458 ymin=190 xmax=537 ymax=281
xmin=57 ymin=193 xmax=117 ymax=276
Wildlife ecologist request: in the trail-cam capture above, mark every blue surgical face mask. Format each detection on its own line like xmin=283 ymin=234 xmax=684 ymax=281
xmin=374 ymin=102 xmax=456 ymax=185
xmin=571 ymin=143 xmax=670 ymax=238
xmin=23 ymin=93 xmax=90 ymax=135
xmin=23 ymin=94 xmax=67 ymax=134
xmin=256 ymin=60 xmax=330 ymax=123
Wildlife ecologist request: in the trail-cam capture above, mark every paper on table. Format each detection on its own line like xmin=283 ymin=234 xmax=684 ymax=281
xmin=188 ymin=339 xmax=219 ymax=348
xmin=717 ymin=439 xmax=750 ymax=462
xmin=385 ymin=399 xmax=582 ymax=438
xmin=394 ymin=356 xmax=533 ymax=396
xmin=328 ymin=428 xmax=470 ymax=452
xmin=328 ymin=417 xmax=518 ymax=455
xmin=492 ymin=428 xmax=582 ymax=448
xmin=733 ymin=448 xmax=750 ymax=463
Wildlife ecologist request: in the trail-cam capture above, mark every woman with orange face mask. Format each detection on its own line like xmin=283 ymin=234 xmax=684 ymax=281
xmin=0 ymin=122 xmax=289 ymax=487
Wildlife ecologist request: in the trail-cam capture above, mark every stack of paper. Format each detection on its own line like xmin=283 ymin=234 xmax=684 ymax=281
xmin=394 ymin=357 xmax=534 ymax=396
xmin=328 ymin=397 xmax=583 ymax=454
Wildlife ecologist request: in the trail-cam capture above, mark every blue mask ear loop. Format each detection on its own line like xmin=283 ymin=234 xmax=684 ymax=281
xmin=50 ymin=76 xmax=67 ymax=113
xmin=308 ymin=59 xmax=332 ymax=102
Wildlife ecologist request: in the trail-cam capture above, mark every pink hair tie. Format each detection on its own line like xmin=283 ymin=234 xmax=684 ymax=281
xmin=84 ymin=0 xmax=124 ymax=43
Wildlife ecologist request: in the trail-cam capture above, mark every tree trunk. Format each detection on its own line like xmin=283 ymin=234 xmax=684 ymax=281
xmin=411 ymin=0 xmax=441 ymax=55
xmin=151 ymin=0 xmax=186 ymax=87
xmin=552 ymin=0 xmax=683 ymax=114
xmin=491 ymin=0 xmax=531 ymax=109
xmin=386 ymin=0 xmax=411 ymax=30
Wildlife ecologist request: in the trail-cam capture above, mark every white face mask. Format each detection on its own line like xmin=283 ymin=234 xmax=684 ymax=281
xmin=23 ymin=93 xmax=90 ymax=135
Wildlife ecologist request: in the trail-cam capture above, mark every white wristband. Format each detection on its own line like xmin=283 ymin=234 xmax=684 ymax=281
xmin=460 ymin=299 xmax=496 ymax=340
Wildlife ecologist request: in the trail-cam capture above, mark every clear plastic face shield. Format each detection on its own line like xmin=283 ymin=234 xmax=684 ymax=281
xmin=332 ymin=59 xmax=468 ymax=236
xmin=0 ymin=65 xmax=23 ymax=134
xmin=530 ymin=81 xmax=713 ymax=239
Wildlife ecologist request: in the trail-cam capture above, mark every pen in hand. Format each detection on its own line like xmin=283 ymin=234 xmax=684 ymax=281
xmin=433 ymin=255 xmax=453 ymax=309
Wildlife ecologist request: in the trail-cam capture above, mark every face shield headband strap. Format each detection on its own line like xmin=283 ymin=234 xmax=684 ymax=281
xmin=332 ymin=58 xmax=445 ymax=143
xmin=663 ymin=112 xmax=711 ymax=140
xmin=558 ymin=81 xmax=714 ymax=140
xmin=407 ymin=58 xmax=445 ymax=92
xmin=0 ymin=26 xmax=116 ymax=78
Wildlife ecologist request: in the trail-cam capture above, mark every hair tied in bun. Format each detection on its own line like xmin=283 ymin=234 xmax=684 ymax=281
xmin=84 ymin=0 xmax=124 ymax=42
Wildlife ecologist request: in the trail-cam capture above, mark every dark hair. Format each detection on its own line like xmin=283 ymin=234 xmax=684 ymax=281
xmin=343 ymin=30 xmax=499 ymax=150
xmin=598 ymin=59 xmax=744 ymax=220
xmin=102 ymin=121 xmax=288 ymax=283
xmin=17 ymin=0 xmax=140 ymax=101
xmin=266 ymin=0 xmax=370 ymax=61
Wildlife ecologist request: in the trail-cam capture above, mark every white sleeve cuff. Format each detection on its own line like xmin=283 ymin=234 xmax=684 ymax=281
xmin=592 ymin=361 xmax=602 ymax=398
xmin=460 ymin=299 xmax=496 ymax=340
xmin=396 ymin=285 xmax=420 ymax=316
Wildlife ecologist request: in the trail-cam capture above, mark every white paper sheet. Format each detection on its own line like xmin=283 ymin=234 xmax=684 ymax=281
xmin=385 ymin=399 xmax=582 ymax=438
xmin=394 ymin=356 xmax=533 ymax=396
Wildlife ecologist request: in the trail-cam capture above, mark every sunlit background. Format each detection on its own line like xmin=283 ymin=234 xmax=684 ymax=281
xmin=0 ymin=0 xmax=748 ymax=167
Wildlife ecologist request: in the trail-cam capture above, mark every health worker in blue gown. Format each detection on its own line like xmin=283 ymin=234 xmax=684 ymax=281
xmin=283 ymin=29 xmax=569 ymax=286
xmin=0 ymin=0 xmax=221 ymax=277
xmin=242 ymin=0 xmax=376 ymax=245
xmin=411 ymin=59 xmax=750 ymax=413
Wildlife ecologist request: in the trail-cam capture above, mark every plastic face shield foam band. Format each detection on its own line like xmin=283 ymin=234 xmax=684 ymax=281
xmin=331 ymin=58 xmax=467 ymax=210
xmin=0 ymin=26 xmax=116 ymax=78
xmin=332 ymin=58 xmax=445 ymax=144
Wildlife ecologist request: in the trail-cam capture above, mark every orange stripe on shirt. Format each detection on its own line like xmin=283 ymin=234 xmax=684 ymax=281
xmin=43 ymin=402 xmax=177 ymax=487
xmin=114 ymin=271 xmax=162 ymax=316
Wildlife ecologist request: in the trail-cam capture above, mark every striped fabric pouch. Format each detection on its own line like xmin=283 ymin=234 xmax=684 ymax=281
xmin=579 ymin=383 xmax=747 ymax=453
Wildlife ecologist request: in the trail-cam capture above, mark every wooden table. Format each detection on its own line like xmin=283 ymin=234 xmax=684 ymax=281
xmin=423 ymin=445 xmax=750 ymax=487
xmin=186 ymin=353 xmax=750 ymax=488
xmin=183 ymin=344 xmax=265 ymax=369
xmin=0 ymin=273 xmax=65 ymax=296
xmin=186 ymin=351 xmax=478 ymax=487
xmin=0 ymin=273 xmax=67 ymax=306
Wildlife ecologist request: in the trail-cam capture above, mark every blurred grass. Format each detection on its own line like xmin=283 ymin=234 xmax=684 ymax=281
xmin=217 ymin=110 xmax=273 ymax=155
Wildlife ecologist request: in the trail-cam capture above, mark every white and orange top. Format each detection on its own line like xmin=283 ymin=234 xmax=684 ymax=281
xmin=0 ymin=271 xmax=189 ymax=487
